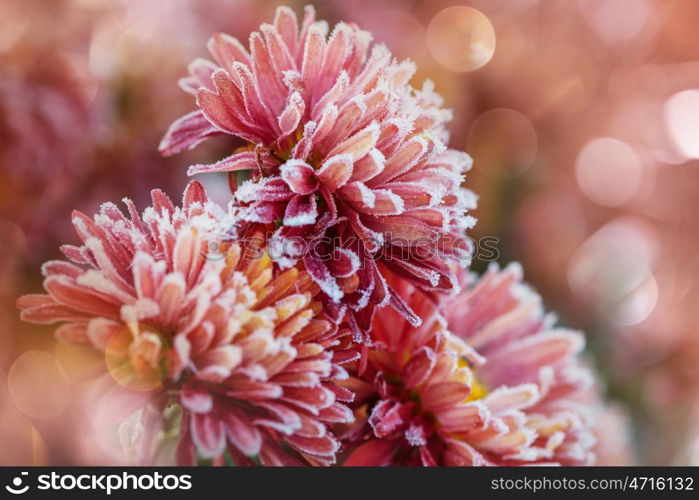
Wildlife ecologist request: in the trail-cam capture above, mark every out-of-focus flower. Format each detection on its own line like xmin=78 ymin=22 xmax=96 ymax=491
xmin=0 ymin=2 xmax=96 ymax=254
xmin=0 ymin=1 xmax=97 ymax=181
xmin=160 ymin=5 xmax=476 ymax=342
xmin=16 ymin=182 xmax=355 ymax=465
xmin=341 ymin=263 xmax=597 ymax=465
xmin=0 ymin=50 xmax=93 ymax=184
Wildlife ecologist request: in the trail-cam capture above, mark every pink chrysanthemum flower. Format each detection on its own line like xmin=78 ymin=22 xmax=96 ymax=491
xmin=159 ymin=5 xmax=476 ymax=341
xmin=341 ymin=264 xmax=596 ymax=466
xmin=16 ymin=182 xmax=355 ymax=465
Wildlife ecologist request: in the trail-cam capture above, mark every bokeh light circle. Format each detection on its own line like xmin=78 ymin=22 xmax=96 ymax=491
xmin=568 ymin=217 xmax=657 ymax=311
xmin=664 ymin=89 xmax=699 ymax=160
xmin=427 ymin=7 xmax=496 ymax=72
xmin=578 ymin=0 xmax=651 ymax=43
xmin=575 ymin=137 xmax=642 ymax=207
xmin=8 ymin=351 xmax=72 ymax=420
xmin=468 ymin=108 xmax=538 ymax=178
xmin=614 ymin=274 xmax=659 ymax=326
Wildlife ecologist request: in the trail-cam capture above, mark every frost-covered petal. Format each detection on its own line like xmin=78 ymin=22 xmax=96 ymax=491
xmin=280 ymin=160 xmax=318 ymax=195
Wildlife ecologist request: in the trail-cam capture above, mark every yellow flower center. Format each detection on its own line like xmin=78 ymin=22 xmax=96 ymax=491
xmin=459 ymin=358 xmax=488 ymax=402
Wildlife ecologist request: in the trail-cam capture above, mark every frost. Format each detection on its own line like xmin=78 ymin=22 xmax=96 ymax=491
xmin=404 ymin=424 xmax=427 ymax=447
xmin=233 ymin=180 xmax=259 ymax=205
xmin=337 ymin=247 xmax=360 ymax=274
xmin=316 ymin=274 xmax=344 ymax=303
xmin=353 ymin=182 xmax=376 ymax=208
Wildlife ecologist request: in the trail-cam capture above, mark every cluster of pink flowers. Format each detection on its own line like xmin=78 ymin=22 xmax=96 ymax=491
xmin=18 ymin=6 xmax=609 ymax=466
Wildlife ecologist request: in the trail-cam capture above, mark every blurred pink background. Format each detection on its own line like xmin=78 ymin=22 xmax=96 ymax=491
xmin=2 ymin=0 xmax=699 ymax=465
